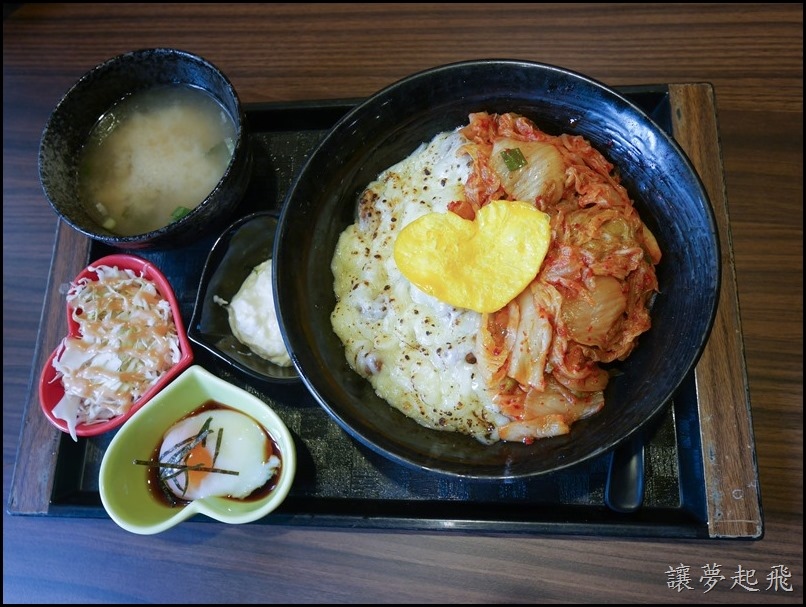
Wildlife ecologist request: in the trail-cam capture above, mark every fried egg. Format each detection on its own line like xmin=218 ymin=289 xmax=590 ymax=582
xmin=158 ymin=408 xmax=280 ymax=501
xmin=330 ymin=129 xmax=509 ymax=444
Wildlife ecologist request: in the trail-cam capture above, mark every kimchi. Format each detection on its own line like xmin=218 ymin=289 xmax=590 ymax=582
xmin=460 ymin=112 xmax=661 ymax=443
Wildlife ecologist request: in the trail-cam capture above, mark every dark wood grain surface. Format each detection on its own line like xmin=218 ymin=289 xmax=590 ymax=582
xmin=3 ymin=3 xmax=802 ymax=603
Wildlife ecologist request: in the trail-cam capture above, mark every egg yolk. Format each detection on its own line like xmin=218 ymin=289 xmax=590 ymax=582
xmin=184 ymin=442 xmax=214 ymax=492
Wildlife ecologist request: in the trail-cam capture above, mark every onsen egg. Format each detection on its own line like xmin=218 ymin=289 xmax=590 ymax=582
xmin=158 ymin=408 xmax=280 ymax=501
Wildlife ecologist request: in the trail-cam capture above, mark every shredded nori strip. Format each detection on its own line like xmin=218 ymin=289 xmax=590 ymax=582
xmin=134 ymin=416 xmax=239 ymax=504
xmin=133 ymin=460 xmax=239 ymax=476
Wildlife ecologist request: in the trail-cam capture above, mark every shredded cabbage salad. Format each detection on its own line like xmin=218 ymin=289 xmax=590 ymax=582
xmin=51 ymin=264 xmax=181 ymax=440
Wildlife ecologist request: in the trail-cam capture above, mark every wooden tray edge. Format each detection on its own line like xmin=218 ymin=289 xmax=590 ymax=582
xmin=669 ymin=83 xmax=763 ymax=539
xmin=8 ymin=220 xmax=90 ymax=515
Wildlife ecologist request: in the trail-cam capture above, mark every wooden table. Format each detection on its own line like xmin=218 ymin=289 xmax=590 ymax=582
xmin=3 ymin=4 xmax=801 ymax=603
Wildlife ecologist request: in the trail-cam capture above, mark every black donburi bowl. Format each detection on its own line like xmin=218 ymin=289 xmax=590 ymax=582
xmin=274 ymin=59 xmax=720 ymax=479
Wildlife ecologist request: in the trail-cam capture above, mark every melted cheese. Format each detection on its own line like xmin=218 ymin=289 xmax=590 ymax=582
xmin=330 ymin=130 xmax=508 ymax=444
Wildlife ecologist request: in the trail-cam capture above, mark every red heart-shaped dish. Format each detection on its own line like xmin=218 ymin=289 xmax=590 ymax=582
xmin=39 ymin=254 xmax=194 ymax=439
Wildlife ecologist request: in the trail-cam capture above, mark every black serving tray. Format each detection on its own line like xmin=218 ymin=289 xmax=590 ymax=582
xmin=44 ymin=88 xmax=711 ymax=538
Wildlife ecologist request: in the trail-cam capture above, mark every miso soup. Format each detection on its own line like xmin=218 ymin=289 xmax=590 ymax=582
xmin=78 ymin=84 xmax=237 ymax=236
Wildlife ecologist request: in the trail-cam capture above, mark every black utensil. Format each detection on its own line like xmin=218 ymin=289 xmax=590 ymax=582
xmin=605 ymin=432 xmax=645 ymax=513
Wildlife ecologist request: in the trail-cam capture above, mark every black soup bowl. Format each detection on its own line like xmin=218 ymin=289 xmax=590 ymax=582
xmin=39 ymin=47 xmax=252 ymax=250
xmin=274 ymin=59 xmax=720 ymax=479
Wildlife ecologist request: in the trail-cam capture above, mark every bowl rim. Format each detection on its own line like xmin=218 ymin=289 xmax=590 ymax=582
xmin=187 ymin=210 xmax=301 ymax=385
xmin=274 ymin=58 xmax=722 ymax=479
xmin=39 ymin=253 xmax=194 ymax=438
